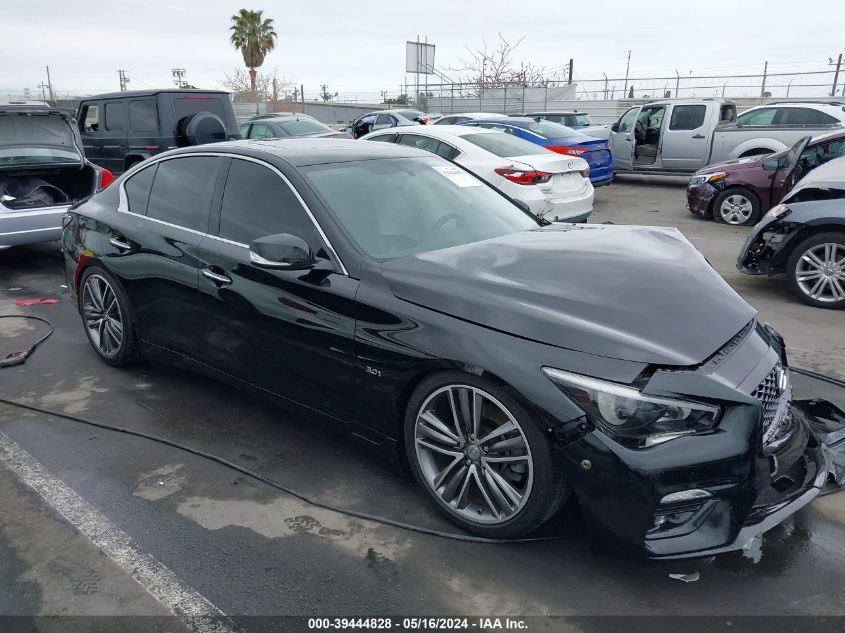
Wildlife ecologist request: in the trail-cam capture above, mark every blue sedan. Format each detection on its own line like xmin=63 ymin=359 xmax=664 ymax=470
xmin=459 ymin=117 xmax=613 ymax=186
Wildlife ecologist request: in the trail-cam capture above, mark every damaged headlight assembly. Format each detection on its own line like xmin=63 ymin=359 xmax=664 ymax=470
xmin=542 ymin=368 xmax=721 ymax=447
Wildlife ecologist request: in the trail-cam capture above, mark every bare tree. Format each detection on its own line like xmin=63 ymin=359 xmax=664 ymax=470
xmin=221 ymin=67 xmax=295 ymax=107
xmin=452 ymin=33 xmax=549 ymax=94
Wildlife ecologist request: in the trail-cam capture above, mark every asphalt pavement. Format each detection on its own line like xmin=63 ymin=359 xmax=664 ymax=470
xmin=1 ymin=180 xmax=843 ymax=629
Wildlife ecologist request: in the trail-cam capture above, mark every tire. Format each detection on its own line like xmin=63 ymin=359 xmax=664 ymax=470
xmin=786 ymin=233 xmax=845 ymax=309
xmin=403 ymin=371 xmax=569 ymax=538
xmin=78 ymin=266 xmax=140 ymax=365
xmin=712 ymin=187 xmax=761 ymax=225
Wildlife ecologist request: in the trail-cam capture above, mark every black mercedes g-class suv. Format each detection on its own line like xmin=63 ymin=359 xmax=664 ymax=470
xmin=76 ymin=90 xmax=240 ymax=174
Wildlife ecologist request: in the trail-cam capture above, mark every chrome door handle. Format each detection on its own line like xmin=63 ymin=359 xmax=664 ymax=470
xmin=202 ymin=268 xmax=232 ymax=285
xmin=692 ymin=134 xmax=705 ymax=139
xmin=109 ymin=237 xmax=131 ymax=251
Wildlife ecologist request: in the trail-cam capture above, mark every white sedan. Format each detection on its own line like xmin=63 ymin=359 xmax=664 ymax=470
xmin=360 ymin=125 xmax=594 ymax=222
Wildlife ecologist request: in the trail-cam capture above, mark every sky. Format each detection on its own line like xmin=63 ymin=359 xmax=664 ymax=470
xmin=1 ymin=0 xmax=843 ymax=100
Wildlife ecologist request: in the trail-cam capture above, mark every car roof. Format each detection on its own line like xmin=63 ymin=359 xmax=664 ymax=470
xmin=249 ymin=115 xmax=321 ymax=123
xmin=183 ymin=138 xmax=430 ymax=166
xmin=810 ymin=128 xmax=845 ymax=144
xmin=369 ymin=125 xmax=496 ymax=140
xmin=468 ymin=117 xmax=538 ymax=126
xmin=80 ymin=89 xmax=230 ymax=101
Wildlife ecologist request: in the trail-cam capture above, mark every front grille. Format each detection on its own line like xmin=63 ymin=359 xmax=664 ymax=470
xmin=751 ymin=362 xmax=794 ymax=453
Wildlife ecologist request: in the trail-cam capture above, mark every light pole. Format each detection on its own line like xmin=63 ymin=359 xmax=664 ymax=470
xmin=830 ymin=54 xmax=843 ymax=97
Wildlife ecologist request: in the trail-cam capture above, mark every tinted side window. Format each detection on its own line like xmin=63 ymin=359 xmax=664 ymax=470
xmin=104 ymin=102 xmax=125 ymax=132
xmin=80 ymin=104 xmax=99 ymax=133
xmin=780 ymin=108 xmax=839 ymax=125
xmin=737 ymin=108 xmax=776 ymax=126
xmin=248 ymin=123 xmax=274 ymax=139
xmin=129 ymin=99 xmax=157 ymax=132
xmin=147 ymin=157 xmax=218 ymax=232
xmin=669 ymin=105 xmax=706 ymax=130
xmin=124 ymin=164 xmax=157 ymax=215
xmin=219 ymin=159 xmax=317 ymax=246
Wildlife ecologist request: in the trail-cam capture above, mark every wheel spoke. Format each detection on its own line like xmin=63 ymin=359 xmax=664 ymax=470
xmin=477 ymin=420 xmax=518 ymax=445
xmin=802 ymin=251 xmax=825 ymax=269
xmin=471 ymin=390 xmax=482 ymax=439
xmin=482 ymin=453 xmax=529 ymax=464
xmin=454 ymin=465 xmax=474 ymax=510
xmin=797 ymin=271 xmax=822 ymax=282
xmin=809 ymin=276 xmax=826 ymax=298
xmin=446 ymin=389 xmax=466 ymax=442
xmin=415 ymin=438 xmax=462 ymax=458
xmin=419 ymin=411 xmax=460 ymax=446
xmin=433 ymin=454 xmax=465 ymax=489
xmin=455 ymin=387 xmax=473 ymax=437
xmin=830 ymin=278 xmax=845 ymax=301
xmin=441 ymin=463 xmax=470 ymax=502
xmin=483 ymin=465 xmax=523 ymax=507
xmin=472 ymin=467 xmax=500 ymax=518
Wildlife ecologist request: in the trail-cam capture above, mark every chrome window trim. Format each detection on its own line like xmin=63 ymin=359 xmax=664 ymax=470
xmin=117 ymin=151 xmax=349 ymax=276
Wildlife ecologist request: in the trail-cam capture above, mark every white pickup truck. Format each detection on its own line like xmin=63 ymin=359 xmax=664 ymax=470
xmin=609 ymin=99 xmax=845 ymax=175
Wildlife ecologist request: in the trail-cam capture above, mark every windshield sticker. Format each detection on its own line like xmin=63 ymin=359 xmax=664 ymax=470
xmin=431 ymin=165 xmax=482 ymax=187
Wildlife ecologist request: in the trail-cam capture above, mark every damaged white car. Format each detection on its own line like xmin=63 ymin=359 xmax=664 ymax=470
xmin=0 ymin=105 xmax=113 ymax=250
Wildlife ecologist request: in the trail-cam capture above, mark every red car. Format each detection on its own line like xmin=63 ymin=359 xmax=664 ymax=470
xmin=687 ymin=130 xmax=845 ymax=225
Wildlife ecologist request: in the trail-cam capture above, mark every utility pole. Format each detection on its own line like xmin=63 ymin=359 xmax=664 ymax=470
xmin=171 ymin=68 xmax=187 ymax=89
xmin=45 ymin=66 xmax=55 ymax=102
xmin=117 ymin=69 xmax=130 ymax=92
xmin=760 ymin=61 xmax=768 ymax=97
xmin=674 ymin=70 xmax=680 ymax=99
xmin=38 ymin=82 xmax=48 ymax=101
xmin=602 ymin=73 xmax=608 ymax=100
xmin=623 ymin=50 xmax=631 ymax=100
xmin=567 ymin=59 xmax=574 ymax=85
xmin=831 ymin=54 xmax=843 ymax=97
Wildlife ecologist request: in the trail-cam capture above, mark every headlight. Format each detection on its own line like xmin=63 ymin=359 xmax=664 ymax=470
xmin=690 ymin=172 xmax=727 ymax=185
xmin=542 ymin=367 xmax=721 ymax=447
xmin=768 ymin=203 xmax=791 ymax=220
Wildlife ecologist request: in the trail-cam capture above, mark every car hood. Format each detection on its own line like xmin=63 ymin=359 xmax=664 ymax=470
xmin=380 ymin=224 xmax=755 ymax=366
xmin=697 ymin=151 xmax=785 ymax=174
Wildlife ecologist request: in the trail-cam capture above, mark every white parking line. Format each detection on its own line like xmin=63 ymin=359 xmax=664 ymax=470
xmin=0 ymin=431 xmax=239 ymax=633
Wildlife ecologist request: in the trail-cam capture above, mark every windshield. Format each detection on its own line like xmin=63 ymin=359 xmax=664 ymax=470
xmin=571 ymin=113 xmax=592 ymax=126
xmin=303 ymin=157 xmax=539 ymax=260
xmin=277 ymin=119 xmax=333 ymax=136
xmin=462 ymin=132 xmax=552 ymax=157
xmin=524 ymin=120 xmax=579 ymax=138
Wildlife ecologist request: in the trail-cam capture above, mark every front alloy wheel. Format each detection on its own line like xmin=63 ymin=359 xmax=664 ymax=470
xmin=788 ymin=234 xmax=845 ymax=309
xmin=405 ymin=373 xmax=568 ymax=538
xmin=414 ymin=385 xmax=534 ymax=524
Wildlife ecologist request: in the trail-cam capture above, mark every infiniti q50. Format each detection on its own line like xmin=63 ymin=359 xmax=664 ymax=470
xmin=62 ymin=139 xmax=828 ymax=558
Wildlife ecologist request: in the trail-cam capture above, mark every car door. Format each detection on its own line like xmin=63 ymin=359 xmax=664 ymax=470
xmin=100 ymin=100 xmax=128 ymax=174
xmin=372 ymin=113 xmax=395 ymax=131
xmin=610 ymin=107 xmax=639 ymax=170
xmin=105 ymin=155 xmax=223 ymax=357
xmin=194 ymin=156 xmax=359 ymax=422
xmin=78 ymin=101 xmax=104 ymax=168
xmin=354 ymin=114 xmax=376 ymax=138
xmin=660 ymin=104 xmax=710 ymax=171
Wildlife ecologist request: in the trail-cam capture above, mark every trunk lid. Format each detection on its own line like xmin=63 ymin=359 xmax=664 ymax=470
xmin=0 ymin=107 xmax=85 ymax=169
xmin=508 ymin=153 xmax=589 ymax=195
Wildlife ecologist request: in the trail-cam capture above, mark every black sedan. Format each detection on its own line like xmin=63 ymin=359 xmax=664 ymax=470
xmin=62 ymin=138 xmax=829 ymax=558
xmin=738 ymin=155 xmax=845 ymax=309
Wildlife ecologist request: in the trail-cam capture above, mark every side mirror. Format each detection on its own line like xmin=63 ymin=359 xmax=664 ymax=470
xmin=249 ymin=233 xmax=315 ymax=270
xmin=610 ymin=122 xmax=619 ymax=132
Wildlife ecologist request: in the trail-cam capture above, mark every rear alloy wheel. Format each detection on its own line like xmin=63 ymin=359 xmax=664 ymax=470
xmin=404 ymin=373 xmax=568 ymax=538
xmin=713 ymin=188 xmax=761 ymax=225
xmin=79 ymin=267 xmax=139 ymax=365
xmin=786 ymin=233 xmax=845 ymax=309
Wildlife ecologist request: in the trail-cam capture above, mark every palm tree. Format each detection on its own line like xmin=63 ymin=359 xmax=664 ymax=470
xmin=229 ymin=9 xmax=277 ymax=96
